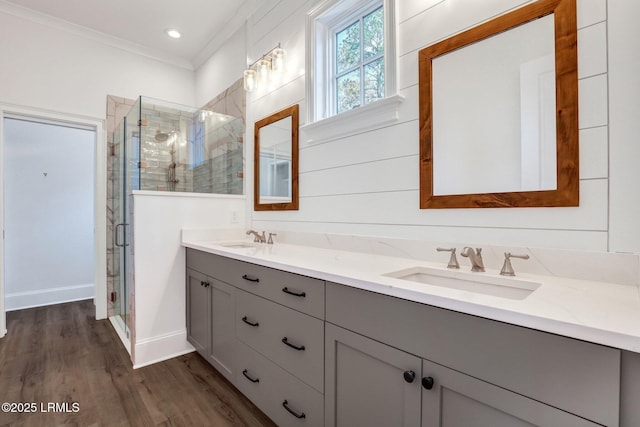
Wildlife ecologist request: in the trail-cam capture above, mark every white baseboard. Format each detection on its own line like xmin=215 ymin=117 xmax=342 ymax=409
xmin=133 ymin=329 xmax=195 ymax=369
xmin=5 ymin=284 xmax=94 ymax=311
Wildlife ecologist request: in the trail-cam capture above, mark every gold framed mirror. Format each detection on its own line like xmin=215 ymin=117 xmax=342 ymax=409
xmin=254 ymin=104 xmax=299 ymax=211
xmin=418 ymin=0 xmax=578 ymax=208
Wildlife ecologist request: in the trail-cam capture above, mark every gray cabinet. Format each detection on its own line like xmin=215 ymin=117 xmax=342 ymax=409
xmin=187 ymin=249 xmax=623 ymax=427
xmin=185 ymin=266 xmax=235 ymax=382
xmin=186 ymin=248 xmax=325 ymax=426
xmin=421 ymin=359 xmax=599 ymax=427
xmin=326 ymin=323 xmax=600 ymax=427
xmin=325 ymin=323 xmax=421 ymax=427
xmin=326 ymin=282 xmax=620 ymax=427
xmin=186 ymin=268 xmax=210 ymax=356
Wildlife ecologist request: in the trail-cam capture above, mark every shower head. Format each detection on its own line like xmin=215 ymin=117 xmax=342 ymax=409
xmin=154 ymin=130 xmax=170 ymax=142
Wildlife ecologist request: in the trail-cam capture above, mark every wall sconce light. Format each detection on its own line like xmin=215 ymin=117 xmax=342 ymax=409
xmin=243 ymin=43 xmax=287 ymax=92
xmin=243 ymin=69 xmax=256 ymax=91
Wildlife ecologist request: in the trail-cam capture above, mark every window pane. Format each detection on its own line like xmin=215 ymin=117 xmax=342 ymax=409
xmin=363 ymin=7 xmax=384 ymax=60
xmin=337 ymin=69 xmax=361 ymax=113
xmin=336 ymin=21 xmax=361 ymax=74
xmin=364 ymin=57 xmax=384 ymax=105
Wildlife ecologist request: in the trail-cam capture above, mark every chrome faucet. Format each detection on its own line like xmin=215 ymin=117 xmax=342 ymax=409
xmin=461 ymin=247 xmax=485 ymax=272
xmin=246 ymin=230 xmax=266 ymax=243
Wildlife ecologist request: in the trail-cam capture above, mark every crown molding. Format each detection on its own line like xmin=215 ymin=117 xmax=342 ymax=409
xmin=0 ymin=0 xmax=194 ymax=70
xmin=192 ymin=0 xmax=260 ymax=69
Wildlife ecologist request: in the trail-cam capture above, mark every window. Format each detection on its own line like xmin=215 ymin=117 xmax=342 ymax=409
xmin=335 ymin=5 xmax=384 ymax=113
xmin=307 ymin=0 xmax=398 ymax=126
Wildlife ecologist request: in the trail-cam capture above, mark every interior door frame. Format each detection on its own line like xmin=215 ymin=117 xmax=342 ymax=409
xmin=0 ymin=103 xmax=107 ymax=337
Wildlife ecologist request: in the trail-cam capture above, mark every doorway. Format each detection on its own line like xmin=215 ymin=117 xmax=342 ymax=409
xmin=3 ymin=117 xmax=95 ymax=310
xmin=0 ymin=106 xmax=106 ymax=337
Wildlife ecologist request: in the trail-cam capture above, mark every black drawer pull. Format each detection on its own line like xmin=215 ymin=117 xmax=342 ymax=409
xmin=282 ymin=287 xmax=306 ymax=298
xmin=200 ymin=281 xmax=210 ymax=288
xmin=422 ymin=376 xmax=435 ymax=390
xmin=242 ymin=274 xmax=260 ymax=283
xmin=282 ymin=400 xmax=306 ymax=419
xmin=242 ymin=316 xmax=259 ymax=327
xmin=242 ymin=369 xmax=260 ymax=383
xmin=403 ymin=370 xmax=416 ymax=383
xmin=282 ymin=337 xmax=305 ymax=351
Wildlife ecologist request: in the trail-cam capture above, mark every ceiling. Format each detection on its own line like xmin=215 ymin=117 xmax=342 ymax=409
xmin=1 ymin=0 xmax=255 ymax=69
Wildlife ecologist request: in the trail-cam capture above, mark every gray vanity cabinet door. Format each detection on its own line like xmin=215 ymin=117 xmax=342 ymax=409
xmin=325 ymin=323 xmax=421 ymax=427
xmin=186 ymin=268 xmax=210 ymax=357
xmin=208 ymin=278 xmax=235 ymax=383
xmin=421 ymin=359 xmax=601 ymax=427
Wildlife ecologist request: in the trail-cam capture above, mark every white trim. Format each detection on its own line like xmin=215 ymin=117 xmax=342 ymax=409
xmin=0 ymin=103 xmax=107 ymax=335
xmin=306 ymin=0 xmax=397 ymax=124
xmin=132 ymin=329 xmax=195 ymax=369
xmin=5 ymin=284 xmax=94 ymax=312
xmin=300 ymin=93 xmax=404 ymax=145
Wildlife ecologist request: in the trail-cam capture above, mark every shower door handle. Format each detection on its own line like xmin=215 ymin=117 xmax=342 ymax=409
xmin=115 ymin=223 xmax=129 ymax=247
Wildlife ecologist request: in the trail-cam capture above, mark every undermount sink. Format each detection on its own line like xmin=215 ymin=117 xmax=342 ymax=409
xmin=383 ymin=266 xmax=540 ymax=300
xmin=216 ymin=241 xmax=258 ymax=249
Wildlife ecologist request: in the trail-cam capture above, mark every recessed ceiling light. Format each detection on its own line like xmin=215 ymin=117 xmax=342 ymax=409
xmin=165 ymin=29 xmax=181 ymax=39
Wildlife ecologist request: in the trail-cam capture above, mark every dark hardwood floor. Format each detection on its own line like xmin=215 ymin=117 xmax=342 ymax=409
xmin=0 ymin=300 xmax=276 ymax=427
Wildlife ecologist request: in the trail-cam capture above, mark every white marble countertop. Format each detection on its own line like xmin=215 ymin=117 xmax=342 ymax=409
xmin=182 ymin=233 xmax=640 ymax=353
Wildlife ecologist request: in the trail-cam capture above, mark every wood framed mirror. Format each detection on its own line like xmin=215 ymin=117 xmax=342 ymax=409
xmin=254 ymin=104 xmax=299 ymax=211
xmin=418 ymin=0 xmax=578 ymax=208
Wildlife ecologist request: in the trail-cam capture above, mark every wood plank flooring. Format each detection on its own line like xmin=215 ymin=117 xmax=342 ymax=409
xmin=0 ymin=300 xmax=276 ymax=427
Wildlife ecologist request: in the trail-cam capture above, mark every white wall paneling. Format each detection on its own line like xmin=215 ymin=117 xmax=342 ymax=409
xmin=608 ymin=0 xmax=640 ymax=253
xmin=578 ymin=22 xmax=608 ymax=79
xmin=578 ymin=75 xmax=608 ymax=129
xmin=240 ymin=0 xmax=622 ymax=253
xmin=579 ymin=127 xmax=608 ymax=180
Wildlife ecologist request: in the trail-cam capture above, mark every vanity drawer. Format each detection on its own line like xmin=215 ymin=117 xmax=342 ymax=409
xmin=186 ymin=249 xmax=325 ymax=319
xmin=236 ymin=289 xmax=324 ymax=392
xmin=235 ymin=340 xmax=323 ymax=427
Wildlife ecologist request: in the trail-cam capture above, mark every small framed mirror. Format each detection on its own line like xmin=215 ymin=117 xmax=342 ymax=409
xmin=418 ymin=0 xmax=578 ymax=208
xmin=254 ymin=104 xmax=299 ymax=211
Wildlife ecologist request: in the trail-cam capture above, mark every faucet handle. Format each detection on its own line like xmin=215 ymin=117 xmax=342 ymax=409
xmin=267 ymin=233 xmax=277 ymax=244
xmin=500 ymin=252 xmax=530 ymax=276
xmin=436 ymin=247 xmax=460 ymax=269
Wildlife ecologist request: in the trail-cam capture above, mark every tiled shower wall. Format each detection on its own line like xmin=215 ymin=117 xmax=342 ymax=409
xmin=104 ymin=79 xmax=246 ymax=317
xmin=201 ymin=79 xmax=246 ymax=195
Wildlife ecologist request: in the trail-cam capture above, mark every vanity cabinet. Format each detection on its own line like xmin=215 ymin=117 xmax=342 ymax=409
xmin=186 ymin=267 xmax=236 ymax=382
xmin=187 ymin=248 xmax=623 ymax=427
xmin=326 ymin=323 xmax=600 ymax=427
xmin=186 ymin=248 xmax=325 ymax=426
xmin=326 ymin=282 xmax=621 ymax=427
xmin=325 ymin=323 xmax=421 ymax=426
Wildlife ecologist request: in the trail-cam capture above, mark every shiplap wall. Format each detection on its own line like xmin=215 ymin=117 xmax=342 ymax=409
xmin=244 ymin=0 xmax=614 ymax=252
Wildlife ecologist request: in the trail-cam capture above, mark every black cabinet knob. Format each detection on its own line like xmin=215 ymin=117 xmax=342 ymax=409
xmin=403 ymin=370 xmax=416 ymax=383
xmin=422 ymin=376 xmax=435 ymax=390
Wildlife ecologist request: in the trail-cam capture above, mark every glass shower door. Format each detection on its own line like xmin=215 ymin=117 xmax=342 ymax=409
xmin=113 ymin=102 xmax=140 ymax=339
xmin=113 ymin=119 xmax=130 ymax=338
